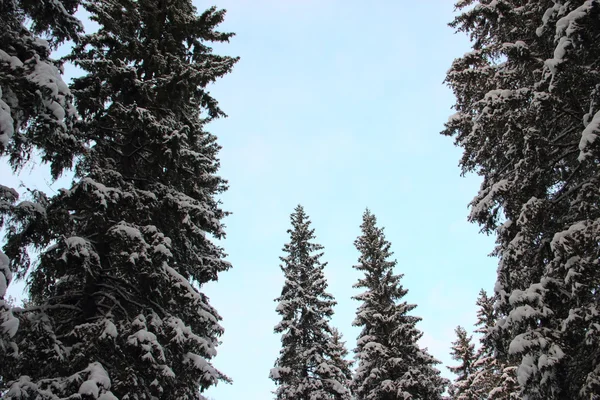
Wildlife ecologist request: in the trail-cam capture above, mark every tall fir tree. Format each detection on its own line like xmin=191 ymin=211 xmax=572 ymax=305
xmin=270 ymin=205 xmax=352 ymax=400
xmin=351 ymin=209 xmax=447 ymax=400
xmin=447 ymin=326 xmax=477 ymax=400
xmin=1 ymin=0 xmax=82 ymax=388
xmin=1 ymin=1 xmax=238 ymax=398
xmin=445 ymin=0 xmax=600 ymax=398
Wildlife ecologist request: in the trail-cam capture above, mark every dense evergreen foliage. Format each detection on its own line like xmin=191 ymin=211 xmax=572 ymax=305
xmin=0 ymin=0 xmax=83 ymax=177
xmin=1 ymin=0 xmax=237 ymax=398
xmin=445 ymin=1 xmax=600 ymax=397
xmin=270 ymin=205 xmax=352 ymax=400
xmin=351 ymin=210 xmax=447 ymax=399
xmin=329 ymin=328 xmax=353 ymax=387
xmin=1 ymin=0 xmax=83 ymax=391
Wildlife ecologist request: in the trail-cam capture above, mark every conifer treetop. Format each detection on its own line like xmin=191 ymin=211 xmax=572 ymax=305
xmin=271 ymin=205 xmax=352 ymax=400
xmin=352 ymin=209 xmax=447 ymax=400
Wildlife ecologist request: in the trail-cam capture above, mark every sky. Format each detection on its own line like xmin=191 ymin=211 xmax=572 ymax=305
xmin=2 ymin=1 xmax=499 ymax=399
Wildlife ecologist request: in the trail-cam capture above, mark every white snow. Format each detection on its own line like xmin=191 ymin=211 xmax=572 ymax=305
xmin=484 ymin=89 xmax=514 ymax=101
xmin=99 ymin=319 xmax=118 ymax=339
xmin=578 ymin=110 xmax=600 ymax=161
xmin=16 ymin=200 xmax=46 ymax=215
xmin=81 ymin=178 xmax=123 ymax=208
xmin=161 ymin=365 xmax=176 ymax=378
xmin=0 ymin=251 xmax=11 ymax=297
xmin=32 ymin=38 xmax=49 ymax=49
xmin=0 ymin=272 xmax=7 ymax=299
xmin=564 ymin=256 xmax=581 ymax=284
xmin=78 ymin=362 xmax=112 ymax=398
xmin=65 ymin=236 xmax=91 ymax=258
xmin=536 ymin=4 xmax=560 ymax=36
xmin=154 ymin=243 xmax=173 ymax=257
xmin=1 ymin=311 xmax=19 ymax=338
xmin=27 ymin=54 xmax=70 ymax=98
xmin=517 ymin=354 xmax=536 ymax=386
xmin=128 ymin=328 xmax=158 ymax=345
xmin=546 ymin=2 xmax=595 ymax=80
xmin=184 ymin=352 xmax=219 ymax=378
xmin=111 ymin=222 xmax=143 ymax=241
xmin=270 ymin=366 xmax=291 ymax=379
xmin=43 ymin=98 xmax=66 ymax=123
xmin=0 ymin=49 xmax=24 ymax=69
xmin=0 ymin=251 xmax=18 ymax=337
xmin=509 ymin=305 xmax=541 ymax=325
xmin=470 ymin=179 xmax=509 ymax=218
xmin=275 ymin=300 xmax=288 ymax=312
xmin=508 ymin=284 xmax=545 ymax=305
xmin=269 ymin=368 xmax=281 ymax=379
xmin=555 ymin=1 xmax=595 ymax=38
xmin=26 ymin=54 xmax=71 ymax=127
xmin=0 ymin=88 xmax=15 ymax=145
xmin=79 ymin=380 xmax=100 ymax=397
xmin=551 ymin=221 xmax=588 ymax=251
xmin=546 ymin=36 xmax=571 ymax=75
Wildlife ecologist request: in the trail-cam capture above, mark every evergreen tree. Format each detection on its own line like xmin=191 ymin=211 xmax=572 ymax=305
xmin=1 ymin=0 xmax=82 ymax=389
xmin=448 ymin=326 xmax=477 ymax=400
xmin=445 ymin=1 xmax=600 ymax=398
xmin=270 ymin=205 xmax=352 ymax=400
xmin=352 ymin=209 xmax=447 ymax=400
xmin=1 ymin=1 xmax=238 ymax=398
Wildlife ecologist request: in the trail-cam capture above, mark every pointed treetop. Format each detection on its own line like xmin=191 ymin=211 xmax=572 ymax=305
xmin=271 ymin=206 xmax=351 ymax=400
xmin=352 ymin=210 xmax=447 ymax=399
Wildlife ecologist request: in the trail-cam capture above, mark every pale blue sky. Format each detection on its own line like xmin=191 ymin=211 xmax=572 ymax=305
xmin=2 ymin=1 xmax=498 ymax=399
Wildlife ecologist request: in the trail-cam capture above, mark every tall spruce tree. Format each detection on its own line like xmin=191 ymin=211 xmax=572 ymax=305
xmin=351 ymin=209 xmax=447 ymax=400
xmin=1 ymin=1 xmax=238 ymax=398
xmin=270 ymin=205 xmax=352 ymax=400
xmin=448 ymin=326 xmax=477 ymax=400
xmin=1 ymin=0 xmax=82 ymax=389
xmin=445 ymin=1 xmax=600 ymax=398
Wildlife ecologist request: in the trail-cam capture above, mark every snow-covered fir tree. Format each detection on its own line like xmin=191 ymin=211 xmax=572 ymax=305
xmin=1 ymin=0 xmax=82 ymax=390
xmin=352 ymin=209 xmax=447 ymax=400
xmin=445 ymin=1 xmax=600 ymax=398
xmin=447 ymin=326 xmax=477 ymax=400
xmin=1 ymin=1 xmax=238 ymax=398
xmin=271 ymin=205 xmax=352 ymax=400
